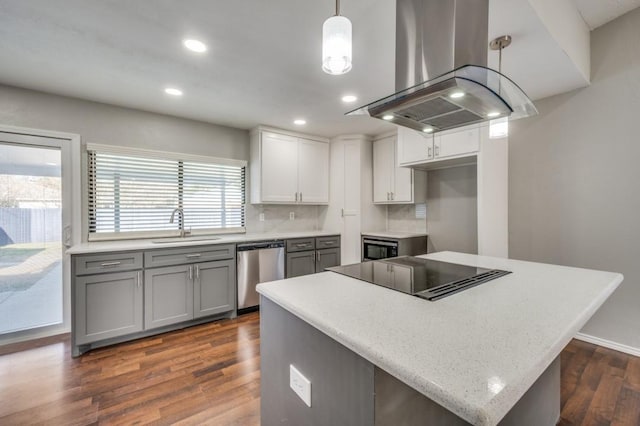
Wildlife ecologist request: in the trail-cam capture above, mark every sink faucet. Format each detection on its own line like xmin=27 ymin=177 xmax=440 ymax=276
xmin=169 ymin=208 xmax=190 ymax=238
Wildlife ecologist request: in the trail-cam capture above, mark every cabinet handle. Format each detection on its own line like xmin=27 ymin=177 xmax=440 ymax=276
xmin=386 ymin=192 xmax=390 ymax=201
xmin=100 ymin=261 xmax=121 ymax=268
xmin=317 ymin=251 xmax=321 ymax=262
xmin=428 ymin=147 xmax=432 ymax=157
xmin=435 ymin=145 xmax=440 ymax=156
xmin=185 ymin=253 xmax=201 ymax=258
xmin=195 ymin=265 xmax=200 ymax=279
xmin=137 ymin=271 xmax=141 ymax=288
xmin=295 ymin=192 xmax=299 ymax=202
xmin=300 ymin=192 xmax=303 ymax=202
xmin=391 ymin=192 xmax=394 ymax=200
xmin=189 ymin=265 xmax=193 ymax=280
xmin=296 ymin=243 xmax=310 ymax=248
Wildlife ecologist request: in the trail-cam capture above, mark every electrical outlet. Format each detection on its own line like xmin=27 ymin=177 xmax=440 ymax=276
xmin=289 ymin=365 xmax=311 ymax=407
xmin=259 ymin=213 xmax=265 ymax=222
xmin=289 ymin=211 xmax=295 ymax=220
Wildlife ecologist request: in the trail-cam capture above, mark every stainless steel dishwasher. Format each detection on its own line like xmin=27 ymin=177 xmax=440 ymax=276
xmin=236 ymin=240 xmax=285 ymax=313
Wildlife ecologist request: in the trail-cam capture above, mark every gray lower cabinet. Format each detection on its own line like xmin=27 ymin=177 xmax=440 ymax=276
xmin=72 ymin=244 xmax=236 ymax=355
xmin=287 ymin=251 xmax=316 ymax=278
xmin=285 ymin=235 xmax=341 ymax=278
xmin=316 ymin=247 xmax=340 ymax=272
xmin=144 ymin=265 xmax=194 ymax=330
xmin=75 ymin=270 xmax=143 ymax=345
xmin=194 ymin=259 xmax=236 ymax=318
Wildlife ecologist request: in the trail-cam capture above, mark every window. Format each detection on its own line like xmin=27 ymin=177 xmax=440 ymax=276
xmin=87 ymin=145 xmax=245 ymax=240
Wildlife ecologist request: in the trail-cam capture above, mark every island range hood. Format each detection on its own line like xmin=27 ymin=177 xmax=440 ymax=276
xmin=348 ymin=0 xmax=537 ymax=133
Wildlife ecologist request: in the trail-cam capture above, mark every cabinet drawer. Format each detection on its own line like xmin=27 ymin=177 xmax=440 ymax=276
xmin=316 ymin=236 xmax=340 ymax=249
xmin=286 ymin=238 xmax=315 ymax=253
xmin=145 ymin=244 xmax=235 ymax=268
xmin=74 ymin=252 xmax=143 ymax=276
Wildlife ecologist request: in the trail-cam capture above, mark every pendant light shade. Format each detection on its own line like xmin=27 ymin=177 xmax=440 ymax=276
xmin=322 ymin=1 xmax=352 ymax=75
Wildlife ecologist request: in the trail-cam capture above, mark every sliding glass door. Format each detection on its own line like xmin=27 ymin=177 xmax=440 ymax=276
xmin=0 ymin=130 xmax=75 ymax=341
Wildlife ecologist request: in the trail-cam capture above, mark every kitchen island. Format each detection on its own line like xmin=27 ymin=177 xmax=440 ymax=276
xmin=256 ymin=251 xmax=622 ymax=425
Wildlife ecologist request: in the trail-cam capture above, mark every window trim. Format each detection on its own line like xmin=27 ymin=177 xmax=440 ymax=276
xmin=85 ymin=144 xmax=247 ymax=242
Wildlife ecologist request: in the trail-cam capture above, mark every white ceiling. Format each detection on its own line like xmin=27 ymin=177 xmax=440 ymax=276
xmin=573 ymin=0 xmax=640 ymax=29
xmin=0 ymin=0 xmax=637 ymax=138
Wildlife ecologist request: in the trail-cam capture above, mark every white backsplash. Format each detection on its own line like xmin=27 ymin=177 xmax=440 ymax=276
xmin=245 ymin=204 xmax=323 ymax=234
xmin=387 ymin=203 xmax=428 ymax=233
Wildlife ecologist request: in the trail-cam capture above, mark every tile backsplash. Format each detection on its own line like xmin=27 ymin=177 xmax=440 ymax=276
xmin=387 ymin=203 xmax=427 ymax=233
xmin=245 ymin=204 xmax=322 ymax=234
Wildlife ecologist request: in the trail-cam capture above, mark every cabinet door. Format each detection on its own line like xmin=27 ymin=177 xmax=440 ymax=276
xmin=397 ymin=127 xmax=433 ymax=165
xmin=194 ymin=260 xmax=236 ymax=318
xmin=373 ymin=137 xmax=394 ymax=203
xmin=316 ymin=248 xmax=341 ymax=272
xmin=298 ymin=138 xmax=329 ymax=204
xmin=75 ymin=270 xmax=143 ymax=344
xmin=261 ymin=132 xmax=299 ymax=202
xmin=392 ymin=146 xmax=414 ymax=203
xmin=144 ymin=265 xmax=193 ymax=329
xmin=286 ymin=251 xmax=316 ymax=278
xmin=434 ymin=127 xmax=480 ymax=159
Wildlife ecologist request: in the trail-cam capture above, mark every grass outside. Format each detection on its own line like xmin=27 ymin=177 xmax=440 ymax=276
xmin=0 ymin=243 xmax=61 ymax=293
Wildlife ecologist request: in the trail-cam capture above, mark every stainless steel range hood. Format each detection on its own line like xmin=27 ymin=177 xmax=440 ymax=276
xmin=348 ymin=0 xmax=537 ymax=133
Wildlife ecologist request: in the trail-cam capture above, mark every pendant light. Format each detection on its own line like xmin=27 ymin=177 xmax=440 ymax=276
xmin=322 ymin=0 xmax=352 ymax=75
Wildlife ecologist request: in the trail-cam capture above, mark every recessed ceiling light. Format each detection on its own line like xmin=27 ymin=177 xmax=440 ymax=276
xmin=164 ymin=88 xmax=183 ymax=96
xmin=449 ymin=91 xmax=465 ymax=99
xmin=487 ymin=111 xmax=501 ymax=118
xmin=294 ymin=119 xmax=306 ymax=125
xmin=422 ymin=127 xmax=434 ymax=133
xmin=341 ymin=95 xmax=357 ymax=103
xmin=382 ymin=114 xmax=394 ymax=120
xmin=183 ymin=39 xmax=207 ymax=53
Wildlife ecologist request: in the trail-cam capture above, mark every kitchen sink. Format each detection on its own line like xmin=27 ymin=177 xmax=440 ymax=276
xmin=152 ymin=236 xmax=222 ymax=244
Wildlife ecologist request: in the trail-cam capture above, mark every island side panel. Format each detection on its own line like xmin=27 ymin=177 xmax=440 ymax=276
xmin=260 ymin=296 xmax=375 ymax=426
xmin=374 ymin=367 xmax=471 ymax=426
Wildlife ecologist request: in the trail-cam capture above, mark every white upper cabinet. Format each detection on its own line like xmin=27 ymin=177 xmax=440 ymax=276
xmin=297 ymin=138 xmax=329 ymax=203
xmin=250 ymin=127 xmax=330 ymax=204
xmin=260 ymin=132 xmax=299 ymax=203
xmin=372 ymin=135 xmax=426 ymax=204
xmin=397 ymin=125 xmax=480 ymax=167
xmin=434 ymin=126 xmax=480 ymax=159
xmin=397 ymin=127 xmax=433 ymax=164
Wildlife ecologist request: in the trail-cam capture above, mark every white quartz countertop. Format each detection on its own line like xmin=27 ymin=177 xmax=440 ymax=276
xmin=256 ymin=251 xmax=622 ymax=425
xmin=361 ymin=231 xmax=428 ymax=239
xmin=66 ymin=230 xmax=339 ymax=254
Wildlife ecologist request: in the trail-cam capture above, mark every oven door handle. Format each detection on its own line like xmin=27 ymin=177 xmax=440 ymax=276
xmin=363 ymin=239 xmax=398 ymax=247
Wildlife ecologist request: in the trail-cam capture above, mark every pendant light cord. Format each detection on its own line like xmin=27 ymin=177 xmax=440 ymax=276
xmin=336 ymin=0 xmax=340 ymax=16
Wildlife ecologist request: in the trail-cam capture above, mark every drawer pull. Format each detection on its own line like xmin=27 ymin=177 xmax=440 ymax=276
xmin=100 ymin=261 xmax=121 ymax=267
xmin=295 ymin=243 xmax=310 ymax=248
xmin=185 ymin=254 xmax=202 ymax=258
xmin=323 ymin=241 xmax=335 ymax=245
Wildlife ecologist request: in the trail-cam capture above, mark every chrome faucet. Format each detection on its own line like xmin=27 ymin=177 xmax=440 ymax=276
xmin=169 ymin=208 xmax=190 ymax=238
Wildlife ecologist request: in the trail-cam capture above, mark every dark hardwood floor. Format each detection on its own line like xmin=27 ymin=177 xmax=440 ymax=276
xmin=0 ymin=313 xmax=638 ymax=425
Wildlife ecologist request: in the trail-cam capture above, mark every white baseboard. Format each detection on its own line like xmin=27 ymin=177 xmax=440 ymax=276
xmin=575 ymin=332 xmax=640 ymax=357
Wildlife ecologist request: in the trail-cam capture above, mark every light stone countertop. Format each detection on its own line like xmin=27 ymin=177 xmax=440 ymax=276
xmin=361 ymin=231 xmax=428 ymax=239
xmin=66 ymin=230 xmax=340 ymax=254
xmin=256 ymin=251 xmax=623 ymax=425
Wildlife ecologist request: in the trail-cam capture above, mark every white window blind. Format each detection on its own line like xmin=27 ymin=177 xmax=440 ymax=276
xmin=88 ymin=149 xmax=245 ymax=240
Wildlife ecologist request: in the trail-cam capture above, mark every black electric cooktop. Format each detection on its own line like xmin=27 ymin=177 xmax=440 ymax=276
xmin=327 ymin=256 xmax=511 ymax=301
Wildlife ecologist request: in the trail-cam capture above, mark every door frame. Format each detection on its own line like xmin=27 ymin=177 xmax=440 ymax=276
xmin=0 ymin=124 xmax=81 ymax=345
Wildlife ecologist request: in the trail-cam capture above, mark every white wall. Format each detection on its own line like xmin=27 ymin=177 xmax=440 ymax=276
xmin=0 ymin=84 xmax=248 ymax=159
xmin=426 ymin=165 xmax=478 ymax=254
xmin=509 ymin=8 xmax=640 ymax=350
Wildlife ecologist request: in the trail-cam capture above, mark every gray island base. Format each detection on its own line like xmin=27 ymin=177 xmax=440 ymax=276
xmin=257 ymin=252 xmax=622 ymax=425
xmin=261 ymin=297 xmax=559 ymax=426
